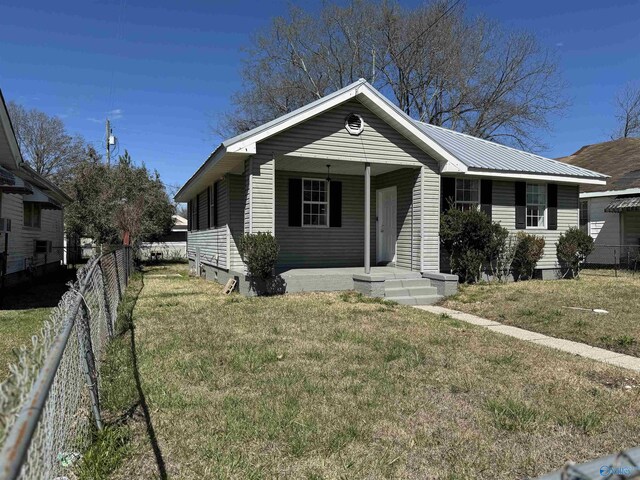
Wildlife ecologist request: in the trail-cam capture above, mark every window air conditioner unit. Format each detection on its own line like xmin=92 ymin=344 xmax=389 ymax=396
xmin=0 ymin=218 xmax=12 ymax=233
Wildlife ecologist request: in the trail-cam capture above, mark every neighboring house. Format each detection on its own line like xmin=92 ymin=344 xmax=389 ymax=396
xmin=559 ymin=138 xmax=640 ymax=266
xmin=139 ymin=214 xmax=188 ymax=260
xmin=0 ymin=89 xmax=71 ymax=286
xmin=175 ymin=79 xmax=606 ymax=300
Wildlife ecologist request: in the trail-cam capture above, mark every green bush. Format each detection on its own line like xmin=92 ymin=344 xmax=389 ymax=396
xmin=556 ymin=227 xmax=594 ymax=278
xmin=441 ymin=208 xmax=507 ymax=283
xmin=238 ymin=232 xmax=280 ymax=280
xmin=511 ymin=232 xmax=545 ymax=280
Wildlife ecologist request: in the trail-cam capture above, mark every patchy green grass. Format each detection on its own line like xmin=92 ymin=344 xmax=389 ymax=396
xmin=94 ymin=263 xmax=640 ymax=479
xmin=442 ymin=269 xmax=640 ymax=357
xmin=0 ymin=269 xmax=77 ymax=379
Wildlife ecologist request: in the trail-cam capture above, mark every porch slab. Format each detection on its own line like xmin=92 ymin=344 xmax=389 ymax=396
xmin=279 ymin=266 xmax=420 ymax=293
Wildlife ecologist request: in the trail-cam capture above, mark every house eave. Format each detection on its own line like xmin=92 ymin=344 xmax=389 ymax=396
xmin=580 ymin=187 xmax=640 ymax=199
xmin=461 ymin=169 xmax=608 ymax=185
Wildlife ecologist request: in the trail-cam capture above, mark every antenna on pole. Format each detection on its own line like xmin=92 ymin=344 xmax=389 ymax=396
xmin=371 ymin=48 xmax=376 ymax=84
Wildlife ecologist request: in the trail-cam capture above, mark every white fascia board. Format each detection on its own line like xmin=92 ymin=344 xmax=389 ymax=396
xmin=580 ymin=187 xmax=640 ymax=199
xmin=175 ymin=146 xmax=228 ymax=202
xmin=463 ymin=169 xmax=608 ymax=185
xmin=225 ymin=88 xmax=360 ymax=154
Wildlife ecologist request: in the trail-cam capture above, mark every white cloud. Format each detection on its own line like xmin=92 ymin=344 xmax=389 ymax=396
xmin=108 ymin=108 xmax=124 ymax=120
xmin=556 ymin=42 xmax=564 ymax=47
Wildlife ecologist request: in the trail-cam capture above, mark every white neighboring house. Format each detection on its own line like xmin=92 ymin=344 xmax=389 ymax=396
xmin=559 ymin=138 xmax=640 ymax=266
xmin=0 ymin=89 xmax=71 ymax=285
xmin=139 ymin=214 xmax=187 ymax=260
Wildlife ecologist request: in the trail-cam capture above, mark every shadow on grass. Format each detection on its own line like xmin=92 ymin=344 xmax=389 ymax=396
xmin=0 ymin=267 xmax=77 ymax=310
xmin=77 ymin=273 xmax=167 ymax=480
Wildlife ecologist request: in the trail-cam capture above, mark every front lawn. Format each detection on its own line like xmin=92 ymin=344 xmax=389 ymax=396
xmin=84 ymin=263 xmax=640 ymax=479
xmin=441 ymin=269 xmax=640 ymax=358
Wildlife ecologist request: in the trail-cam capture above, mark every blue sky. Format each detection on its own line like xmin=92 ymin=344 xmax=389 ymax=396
xmin=0 ymin=0 xmax=638 ymax=196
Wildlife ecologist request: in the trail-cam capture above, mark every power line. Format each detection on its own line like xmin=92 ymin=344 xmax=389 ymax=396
xmin=396 ymin=0 xmax=462 ymax=59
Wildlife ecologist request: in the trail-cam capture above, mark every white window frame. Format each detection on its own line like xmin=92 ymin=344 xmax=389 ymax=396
xmin=526 ymin=183 xmax=547 ymax=230
xmin=23 ymin=202 xmax=41 ymax=229
xmin=302 ymin=178 xmax=330 ymax=228
xmin=454 ymin=178 xmax=481 ymax=211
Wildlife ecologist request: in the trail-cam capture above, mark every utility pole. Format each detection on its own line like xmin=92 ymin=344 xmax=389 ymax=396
xmin=106 ymin=119 xmax=111 ymax=166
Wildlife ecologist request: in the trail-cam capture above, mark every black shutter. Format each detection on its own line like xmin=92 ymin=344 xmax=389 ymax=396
xmin=206 ymin=187 xmax=211 ymax=229
xmin=441 ymin=177 xmax=456 ymax=213
xmin=288 ymin=178 xmax=302 ymax=227
xmin=329 ymin=181 xmax=342 ymax=227
xmin=187 ymin=200 xmax=191 ymax=231
xmin=480 ymin=179 xmax=492 ymax=219
xmin=548 ymin=183 xmax=558 ymax=230
xmin=515 ymin=182 xmax=526 ymax=230
xmin=213 ymin=181 xmax=219 ymax=228
xmin=196 ymin=194 xmax=200 ymax=230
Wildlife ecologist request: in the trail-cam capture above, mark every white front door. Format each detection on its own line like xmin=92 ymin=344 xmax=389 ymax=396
xmin=376 ymin=186 xmax=397 ymax=265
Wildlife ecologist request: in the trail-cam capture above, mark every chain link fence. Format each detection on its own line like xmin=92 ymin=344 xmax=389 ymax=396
xmin=583 ymin=244 xmax=640 ymax=277
xmin=0 ymin=247 xmax=134 ymax=480
xmin=538 ymin=447 xmax=640 ymax=479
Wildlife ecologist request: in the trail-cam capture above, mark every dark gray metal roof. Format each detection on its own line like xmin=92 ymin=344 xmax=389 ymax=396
xmin=604 ymin=196 xmax=640 ymax=212
xmin=416 ymin=122 xmax=607 ymax=179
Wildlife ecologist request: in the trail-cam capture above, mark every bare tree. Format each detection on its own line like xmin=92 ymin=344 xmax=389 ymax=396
xmin=7 ymin=102 xmax=88 ymax=184
xmin=612 ymin=83 xmax=640 ymax=139
xmin=219 ymin=0 xmax=567 ymax=151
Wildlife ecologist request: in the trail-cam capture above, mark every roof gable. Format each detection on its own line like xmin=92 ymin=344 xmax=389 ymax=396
xmin=176 ymin=79 xmax=607 ymax=201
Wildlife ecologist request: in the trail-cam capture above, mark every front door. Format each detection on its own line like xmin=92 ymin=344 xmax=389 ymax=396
xmin=376 ymin=186 xmax=397 ymax=265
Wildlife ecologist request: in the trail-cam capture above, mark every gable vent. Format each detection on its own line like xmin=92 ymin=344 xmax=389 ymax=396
xmin=345 ymin=113 xmax=364 ymax=135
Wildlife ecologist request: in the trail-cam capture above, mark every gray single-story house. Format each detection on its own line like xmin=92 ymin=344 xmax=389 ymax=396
xmin=175 ymin=79 xmax=607 ymax=302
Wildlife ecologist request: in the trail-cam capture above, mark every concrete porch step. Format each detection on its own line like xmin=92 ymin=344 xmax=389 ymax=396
xmin=385 ymin=295 xmax=442 ymax=306
xmin=384 ymin=278 xmax=431 ymax=289
xmin=384 ymin=286 xmax=438 ymax=297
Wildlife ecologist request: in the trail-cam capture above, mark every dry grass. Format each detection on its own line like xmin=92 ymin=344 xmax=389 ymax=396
xmin=442 ymin=269 xmax=640 ymax=357
xmin=95 ymin=264 xmax=640 ymax=479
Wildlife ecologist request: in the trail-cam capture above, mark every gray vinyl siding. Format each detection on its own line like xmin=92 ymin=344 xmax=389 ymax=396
xmin=422 ymin=166 xmax=440 ymax=272
xmin=275 ymin=170 xmax=365 ymax=269
xmin=248 ymin=153 xmax=275 ymax=232
xmin=257 ymin=99 xmax=426 ymax=165
xmin=492 ymin=181 xmax=579 ymax=269
xmin=373 ymin=169 xmax=420 ymax=270
xmin=187 ymin=179 xmax=229 ymax=269
xmin=227 ymin=174 xmax=245 ymax=270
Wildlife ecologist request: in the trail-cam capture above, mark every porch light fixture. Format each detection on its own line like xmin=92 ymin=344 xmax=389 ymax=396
xmin=345 ymin=113 xmax=364 ymax=135
xmin=326 ymin=164 xmax=331 ymax=183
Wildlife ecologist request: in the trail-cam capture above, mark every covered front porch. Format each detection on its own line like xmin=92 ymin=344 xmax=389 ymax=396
xmin=272 ymin=155 xmax=424 ymax=274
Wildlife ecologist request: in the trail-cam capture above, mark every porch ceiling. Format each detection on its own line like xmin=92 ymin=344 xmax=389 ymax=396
xmin=276 ymin=155 xmax=418 ymax=176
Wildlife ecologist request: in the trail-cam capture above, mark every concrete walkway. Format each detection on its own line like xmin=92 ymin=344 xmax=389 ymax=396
xmin=415 ymin=305 xmax=640 ymax=373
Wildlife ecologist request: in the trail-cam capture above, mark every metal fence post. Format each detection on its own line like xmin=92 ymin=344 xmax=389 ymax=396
xmin=113 ymin=251 xmax=123 ymax=300
xmin=76 ymin=298 xmax=103 ymax=431
xmin=99 ymin=259 xmax=115 ymax=338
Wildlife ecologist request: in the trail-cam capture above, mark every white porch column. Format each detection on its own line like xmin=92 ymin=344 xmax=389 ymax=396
xmin=364 ymin=162 xmax=371 ymax=274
